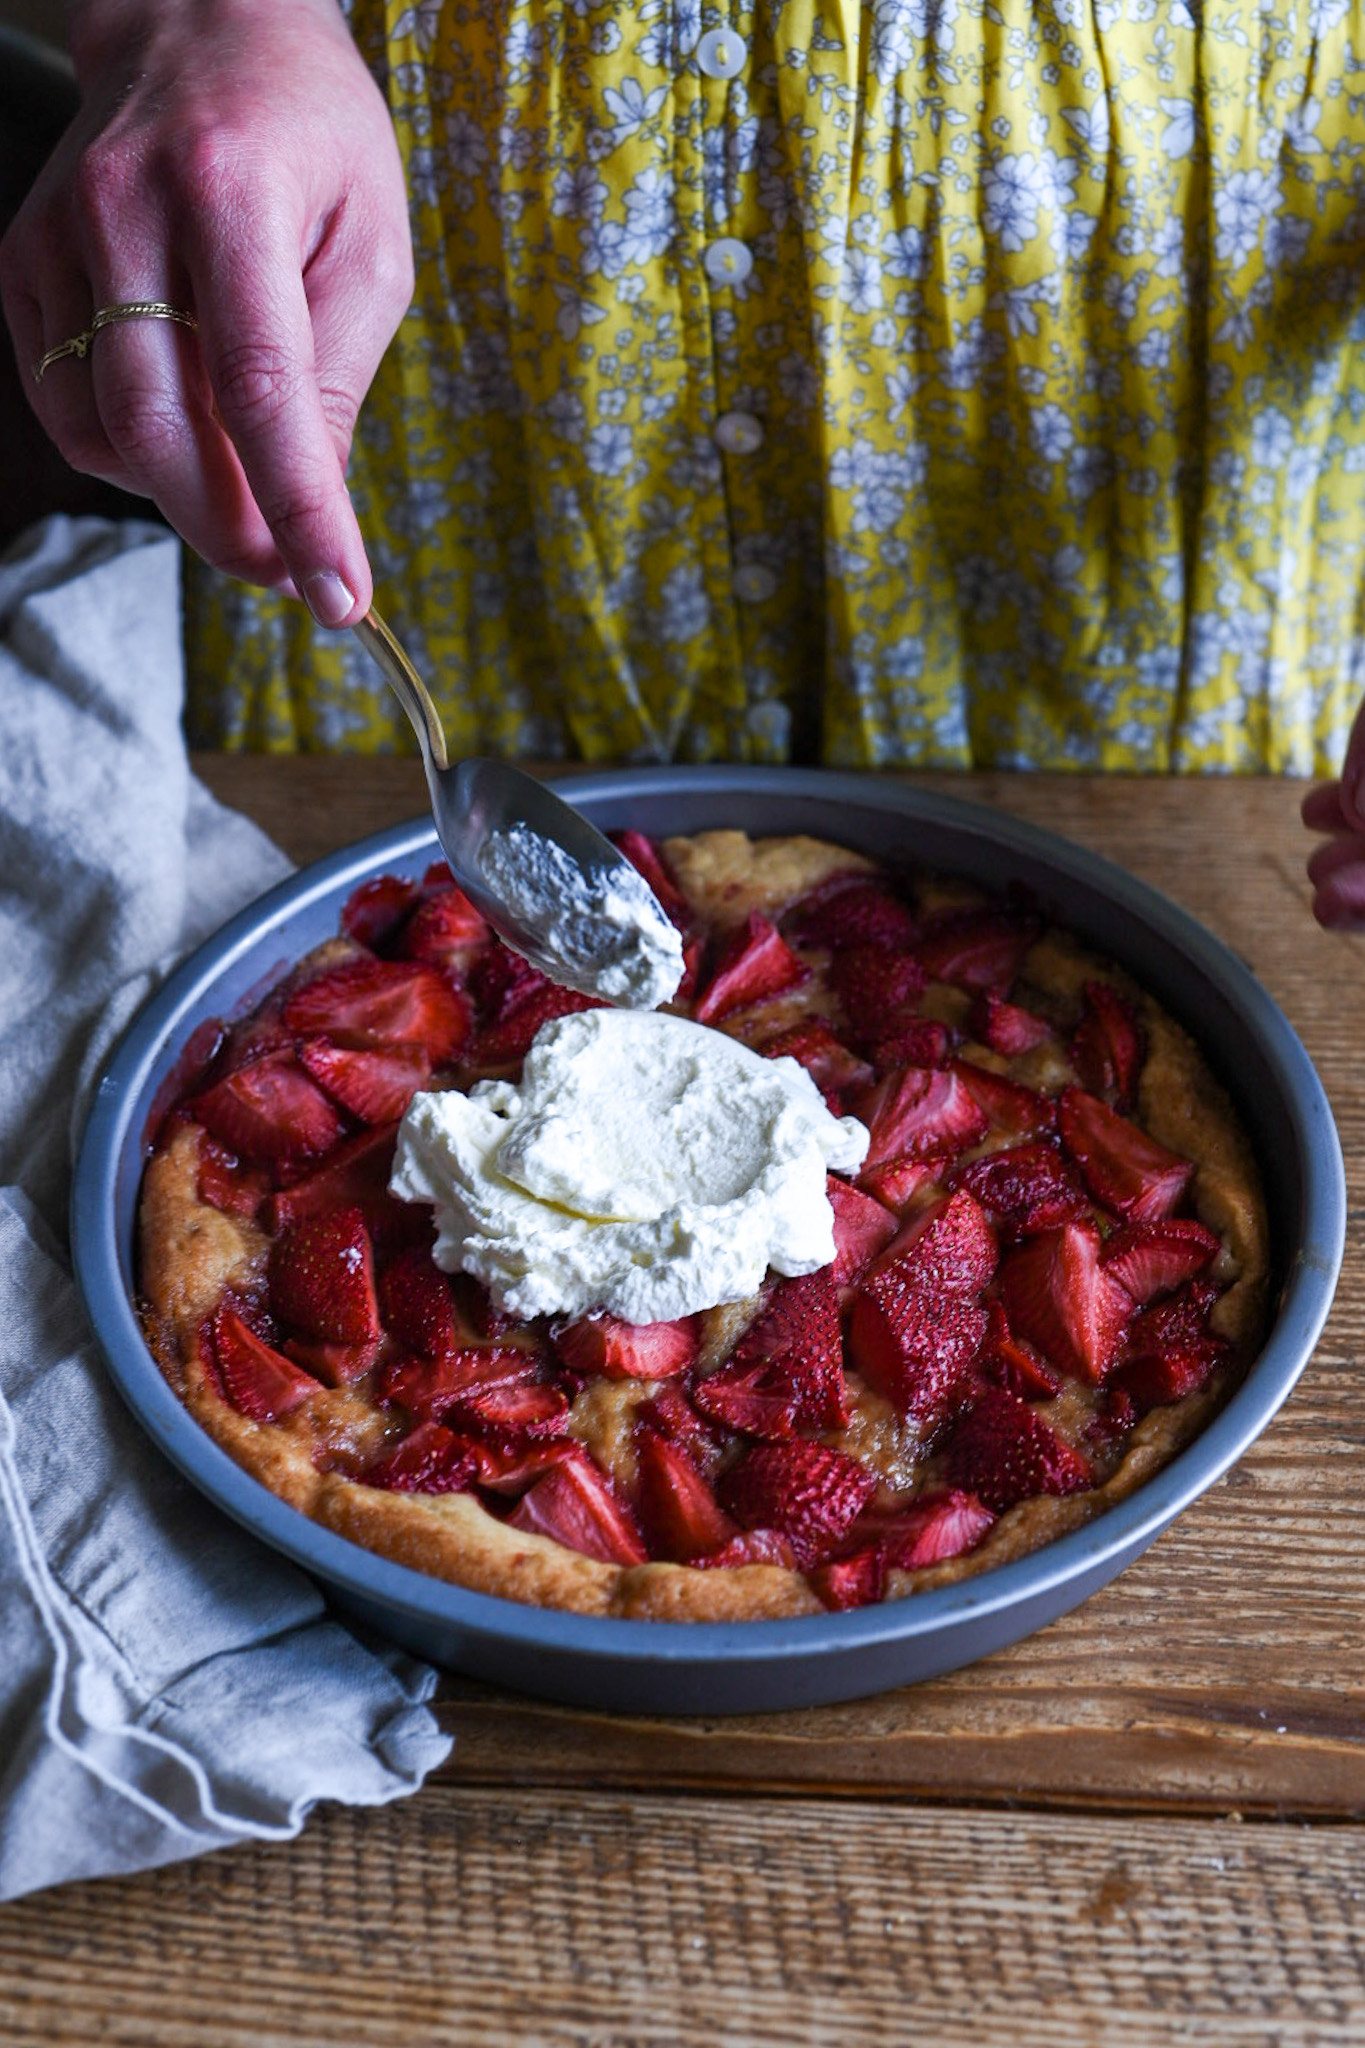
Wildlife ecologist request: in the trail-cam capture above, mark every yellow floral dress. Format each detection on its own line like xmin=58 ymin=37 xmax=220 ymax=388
xmin=184 ymin=0 xmax=1365 ymax=770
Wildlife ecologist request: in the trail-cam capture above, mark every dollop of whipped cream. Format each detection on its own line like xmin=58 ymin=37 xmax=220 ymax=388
xmin=389 ymin=1009 xmax=869 ymax=1324
xmin=478 ymin=824 xmax=684 ymax=1010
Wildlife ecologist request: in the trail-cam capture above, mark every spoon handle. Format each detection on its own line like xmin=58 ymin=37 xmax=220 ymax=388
xmin=353 ymin=607 xmax=450 ymax=772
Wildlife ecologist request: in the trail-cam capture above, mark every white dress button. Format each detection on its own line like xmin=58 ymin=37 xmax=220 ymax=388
xmin=703 ymin=237 xmax=754 ymax=286
xmin=734 ymin=563 xmax=778 ymax=603
xmin=714 ymin=409 xmax=764 ymax=454
xmin=697 ymin=26 xmax=747 ymax=77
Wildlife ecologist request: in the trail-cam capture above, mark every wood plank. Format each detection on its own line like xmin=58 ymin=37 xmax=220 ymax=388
xmin=1 ymin=1791 xmax=1362 ymax=2046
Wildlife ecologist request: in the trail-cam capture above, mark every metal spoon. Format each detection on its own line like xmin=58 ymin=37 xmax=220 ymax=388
xmin=352 ymin=607 xmax=682 ymax=1005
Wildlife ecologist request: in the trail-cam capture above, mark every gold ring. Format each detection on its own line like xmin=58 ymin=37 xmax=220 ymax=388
xmin=32 ymin=301 xmax=198 ymax=384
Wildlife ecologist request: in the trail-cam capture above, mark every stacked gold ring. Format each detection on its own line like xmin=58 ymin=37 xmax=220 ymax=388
xmin=32 ymin=301 xmax=198 ymax=384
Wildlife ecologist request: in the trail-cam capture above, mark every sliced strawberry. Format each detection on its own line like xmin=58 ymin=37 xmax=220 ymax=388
xmin=760 ymin=1021 xmax=874 ymax=1098
xmin=854 ymin=1065 xmax=990 ymax=1169
xmin=953 ymin=1060 xmax=1057 ymax=1139
xmin=1070 ymin=980 xmax=1144 ymax=1109
xmin=298 ymin=1035 xmax=431 ymax=1126
xmin=469 ymin=983 xmax=604 ymax=1066
xmin=874 ymin=1188 xmax=1000 ymax=1294
xmin=809 ymin=1548 xmax=884 ymax=1610
xmin=866 ymin=1488 xmax=997 ymax=1571
xmin=856 ymin=1155 xmax=945 ymax=1211
xmin=268 ymin=1205 xmax=381 ymax=1344
xmin=610 ymin=829 xmax=692 ymax=928
xmin=846 ymin=1194 xmax=998 ymax=1428
xmin=506 ymin=1452 xmax=647 ymax=1565
xmin=676 ymin=931 xmax=706 ymax=1003
xmin=208 ymin=1305 xmax=320 ymax=1423
xmin=340 ymin=873 xmax=420 ymax=951
xmin=945 ymin=1386 xmax=1092 ymax=1514
xmin=917 ymin=910 xmax=1038 ymax=992
xmin=265 ymin=1124 xmax=400 ymax=1232
xmin=693 ymin=913 xmax=809 ymax=1024
xmin=465 ymin=1432 xmax=585 ymax=1494
xmin=827 ymin=1174 xmax=899 ymax=1284
xmin=830 ymin=945 xmax=926 ymax=1040
xmin=637 ymin=1385 xmax=723 ymax=1480
xmin=949 ymin=1141 xmax=1088 ymax=1240
xmin=785 ymin=874 xmax=920 ymax=952
xmin=398 ymin=885 xmax=491 ymax=976
xmin=719 ymin=1440 xmax=877 ymax=1569
xmin=191 ymin=1051 xmax=347 ymax=1170
xmin=688 ymin=1529 xmax=798 ymax=1571
xmin=1111 ymin=1344 xmax=1227 ymax=1417
xmin=998 ymin=1220 xmax=1133 ymax=1383
xmin=1100 ymin=1218 xmax=1221 ymax=1304
xmin=1058 ymin=1086 xmax=1195 ymax=1222
xmin=865 ymin=1019 xmax=952 ymax=1077
xmin=1121 ymin=1280 xmax=1221 ymax=1359
xmin=977 ymin=1298 xmax=1063 ymax=1399
xmin=379 ymin=1246 xmax=458 ymax=1359
xmin=971 ymin=990 xmax=1054 ymax=1056
xmin=362 ymin=1419 xmax=477 ymax=1494
xmin=195 ymin=1135 xmax=270 ymax=1220
xmin=1113 ymin=1282 xmax=1229 ymax=1413
xmin=554 ymin=1311 xmax=700 ymax=1382
xmin=445 ymin=1378 xmax=570 ymax=1435
xmin=282 ymin=1334 xmax=382 ymax=1386
xmin=469 ymin=941 xmax=546 ymax=1021
xmin=694 ymin=1269 xmax=847 ymax=1438
xmin=377 ymin=1343 xmax=537 ymax=1420
xmin=634 ymin=1427 xmax=737 ymax=1561
xmin=283 ymin=958 xmax=472 ymax=1065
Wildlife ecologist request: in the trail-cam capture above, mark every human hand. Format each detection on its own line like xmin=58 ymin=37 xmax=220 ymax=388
xmin=1302 ymin=695 xmax=1365 ymax=930
xmin=0 ymin=0 xmax=413 ymax=625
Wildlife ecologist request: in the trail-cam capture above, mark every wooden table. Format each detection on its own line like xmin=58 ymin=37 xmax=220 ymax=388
xmin=4 ymin=763 xmax=1363 ymax=2045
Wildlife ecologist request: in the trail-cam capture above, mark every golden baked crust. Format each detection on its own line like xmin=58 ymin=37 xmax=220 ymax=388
xmin=138 ymin=829 xmax=1270 ymax=1621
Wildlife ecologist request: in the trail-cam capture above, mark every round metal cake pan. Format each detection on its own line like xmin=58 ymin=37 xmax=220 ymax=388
xmin=71 ymin=767 xmax=1346 ymax=1714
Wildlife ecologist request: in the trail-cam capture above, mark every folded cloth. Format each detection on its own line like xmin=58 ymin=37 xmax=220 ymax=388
xmin=0 ymin=517 xmax=451 ymax=1902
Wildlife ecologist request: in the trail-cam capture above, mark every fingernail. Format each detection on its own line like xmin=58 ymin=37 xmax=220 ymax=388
xmin=303 ymin=570 xmax=356 ymax=628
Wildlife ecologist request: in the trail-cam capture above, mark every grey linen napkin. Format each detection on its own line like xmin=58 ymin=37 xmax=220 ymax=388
xmin=0 ymin=516 xmax=451 ymax=1902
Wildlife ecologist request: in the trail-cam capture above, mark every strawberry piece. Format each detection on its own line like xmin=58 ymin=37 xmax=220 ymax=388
xmin=208 ymin=1305 xmax=320 ymax=1423
xmin=268 ymin=1204 xmax=381 ymax=1344
xmin=846 ymin=1193 xmax=997 ymax=1428
xmin=379 ymin=1246 xmax=458 ymax=1359
xmin=866 ymin=1019 xmax=952 ymax=1076
xmin=398 ymin=885 xmax=491 ymax=976
xmin=446 ymin=1378 xmax=570 ymax=1435
xmin=1112 ymin=1282 xmax=1229 ymax=1414
xmin=191 ymin=1051 xmax=347 ymax=1170
xmin=917 ymin=910 xmax=1038 ymax=992
xmin=637 ymin=1385 xmax=723 ymax=1479
xmin=719 ymin=1440 xmax=877 ymax=1569
xmin=298 ymin=1035 xmax=431 ymax=1126
xmin=855 ymin=1066 xmax=990 ymax=1169
xmin=340 ymin=873 xmax=419 ymax=951
xmin=830 ymin=944 xmax=926 ymax=1039
xmin=1100 ymin=1218 xmax=1221 ymax=1304
xmin=875 ymin=1188 xmax=1000 ymax=1293
xmin=945 ymin=1386 xmax=1092 ymax=1514
xmin=971 ymin=989 xmax=1054 ymax=1056
xmin=856 ymin=1155 xmax=945 ymax=1210
xmin=283 ymin=958 xmax=472 ymax=1065
xmin=195 ymin=1135 xmax=270 ymax=1220
xmin=950 ymin=1141 xmax=1088 ymax=1240
xmin=265 ymin=1125 xmax=400 ymax=1231
xmin=1058 ymin=1086 xmax=1195 ymax=1222
xmin=362 ymin=1419 xmax=477 ymax=1494
xmin=1070 ymin=980 xmax=1144 ymax=1109
xmin=1111 ymin=1344 xmax=1227 ymax=1417
xmin=874 ymin=1489 xmax=997 ymax=1571
xmin=676 ymin=931 xmax=706 ymax=1003
xmin=610 ymin=830 xmax=692 ymax=928
xmin=809 ymin=1548 xmax=885 ymax=1610
xmin=695 ymin=1268 xmax=848 ymax=1438
xmin=953 ymin=1060 xmax=1057 ymax=1138
xmin=554 ymin=1311 xmax=700 ymax=1382
xmin=467 ymin=1433 xmax=585 ymax=1494
xmin=282 ymin=1334 xmax=382 ymax=1385
xmin=634 ymin=1427 xmax=737 ymax=1561
xmin=977 ymin=1297 xmax=1063 ymax=1399
xmin=693 ymin=912 xmax=809 ymax=1024
xmin=827 ymin=1174 xmax=899 ymax=1284
xmin=469 ymin=983 xmax=605 ymax=1066
xmin=786 ymin=874 xmax=920 ymax=953
xmin=760 ymin=1020 xmax=874 ymax=1098
xmin=377 ymin=1344 xmax=538 ymax=1420
xmin=506 ymin=1453 xmax=647 ymax=1565
xmin=688 ymin=1529 xmax=798 ymax=1571
xmin=469 ymin=941 xmax=545 ymax=1021
xmin=1121 ymin=1280 xmax=1221 ymax=1359
xmin=998 ymin=1220 xmax=1133 ymax=1383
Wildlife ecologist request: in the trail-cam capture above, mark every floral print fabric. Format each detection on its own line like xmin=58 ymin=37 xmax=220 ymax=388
xmin=185 ymin=0 xmax=1365 ymax=771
